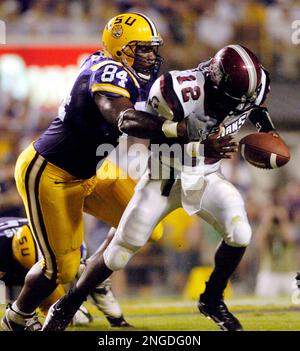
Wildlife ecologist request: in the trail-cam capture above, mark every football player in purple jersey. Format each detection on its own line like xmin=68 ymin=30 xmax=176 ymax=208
xmin=2 ymin=13 xmax=224 ymax=331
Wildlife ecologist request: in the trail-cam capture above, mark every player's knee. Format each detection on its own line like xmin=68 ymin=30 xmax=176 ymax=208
xmin=233 ymin=221 xmax=252 ymax=247
xmin=225 ymin=219 xmax=252 ymax=247
xmin=103 ymin=239 xmax=139 ymax=271
xmin=56 ymin=250 xmax=81 ymax=284
xmin=120 ymin=208 xmax=155 ymax=247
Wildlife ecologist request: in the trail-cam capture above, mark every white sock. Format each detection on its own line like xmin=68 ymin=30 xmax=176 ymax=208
xmin=11 ymin=302 xmax=34 ymax=317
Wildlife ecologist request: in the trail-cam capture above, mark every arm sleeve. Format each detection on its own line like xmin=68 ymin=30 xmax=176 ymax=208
xmin=249 ymin=67 xmax=275 ymax=132
xmin=248 ymin=106 xmax=276 ymax=132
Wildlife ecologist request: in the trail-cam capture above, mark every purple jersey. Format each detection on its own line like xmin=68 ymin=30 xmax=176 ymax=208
xmin=34 ymin=51 xmax=151 ymax=179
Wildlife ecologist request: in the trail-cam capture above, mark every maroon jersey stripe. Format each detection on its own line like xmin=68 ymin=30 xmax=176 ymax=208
xmin=160 ymin=72 xmax=184 ymax=121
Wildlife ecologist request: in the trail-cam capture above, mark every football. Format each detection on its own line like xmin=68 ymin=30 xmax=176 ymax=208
xmin=239 ymin=132 xmax=290 ymax=169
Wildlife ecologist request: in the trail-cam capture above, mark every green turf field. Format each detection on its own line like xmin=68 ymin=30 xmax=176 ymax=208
xmin=1 ymin=296 xmax=298 ymax=331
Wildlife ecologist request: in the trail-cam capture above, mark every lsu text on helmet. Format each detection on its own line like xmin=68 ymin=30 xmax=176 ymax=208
xmin=12 ymin=225 xmax=37 ymax=269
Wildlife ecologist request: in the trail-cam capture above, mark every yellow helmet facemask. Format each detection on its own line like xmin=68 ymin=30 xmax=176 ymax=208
xmin=102 ymin=12 xmax=163 ymax=81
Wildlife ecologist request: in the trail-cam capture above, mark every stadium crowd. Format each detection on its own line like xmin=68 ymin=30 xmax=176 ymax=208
xmin=0 ymin=0 xmax=299 ymax=299
xmin=1 ymin=0 xmax=300 ymax=81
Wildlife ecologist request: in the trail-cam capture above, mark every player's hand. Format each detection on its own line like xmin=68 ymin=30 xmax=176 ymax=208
xmin=201 ymin=127 xmax=238 ymax=159
xmin=184 ymin=112 xmax=217 ymax=141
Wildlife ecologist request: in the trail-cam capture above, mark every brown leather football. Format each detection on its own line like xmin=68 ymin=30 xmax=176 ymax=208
xmin=239 ymin=132 xmax=290 ymax=169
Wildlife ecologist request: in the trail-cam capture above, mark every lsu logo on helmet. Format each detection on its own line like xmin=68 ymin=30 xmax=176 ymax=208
xmin=111 ymin=24 xmax=123 ymax=39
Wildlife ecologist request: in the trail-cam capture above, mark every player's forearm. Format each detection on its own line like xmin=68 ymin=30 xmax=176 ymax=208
xmin=248 ymin=106 xmax=276 ymax=133
xmin=119 ymin=108 xmax=187 ymax=139
xmin=95 ymin=94 xmax=187 ymax=140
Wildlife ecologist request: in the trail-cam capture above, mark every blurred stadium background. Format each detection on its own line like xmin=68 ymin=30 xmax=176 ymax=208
xmin=0 ymin=0 xmax=300 ymax=309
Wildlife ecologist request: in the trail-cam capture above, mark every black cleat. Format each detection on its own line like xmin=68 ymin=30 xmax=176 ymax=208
xmin=106 ymin=315 xmax=133 ymax=328
xmin=89 ymin=278 xmax=133 ymax=328
xmin=42 ymin=298 xmax=79 ymax=331
xmin=197 ymin=298 xmax=243 ymax=331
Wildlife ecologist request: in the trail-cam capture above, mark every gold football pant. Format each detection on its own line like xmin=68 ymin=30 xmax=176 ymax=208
xmin=11 ymin=223 xmax=65 ymax=314
xmin=15 ymin=144 xmax=162 ymax=284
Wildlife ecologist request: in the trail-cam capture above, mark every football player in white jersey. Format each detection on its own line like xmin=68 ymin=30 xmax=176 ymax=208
xmin=42 ymin=45 xmax=280 ymax=331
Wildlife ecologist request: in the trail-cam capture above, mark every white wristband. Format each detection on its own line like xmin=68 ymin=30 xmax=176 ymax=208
xmin=162 ymin=120 xmax=178 ymax=138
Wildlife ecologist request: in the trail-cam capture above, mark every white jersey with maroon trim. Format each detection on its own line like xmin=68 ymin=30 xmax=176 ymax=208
xmin=102 ymin=60 xmax=271 ymax=269
xmin=146 ymin=65 xmax=270 ymax=176
xmin=147 ymin=68 xmax=206 ymax=122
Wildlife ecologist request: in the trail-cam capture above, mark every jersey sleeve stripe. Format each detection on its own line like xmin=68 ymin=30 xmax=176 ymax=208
xmin=91 ymin=83 xmax=130 ymax=98
xmin=160 ymin=73 xmax=184 ymax=121
xmin=91 ymin=60 xmax=123 ymax=72
xmin=90 ymin=60 xmax=140 ymax=89
xmin=122 ymin=66 xmax=140 ymax=88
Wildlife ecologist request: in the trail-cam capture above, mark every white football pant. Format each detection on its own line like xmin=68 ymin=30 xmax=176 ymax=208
xmin=103 ymin=171 xmax=252 ymax=271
